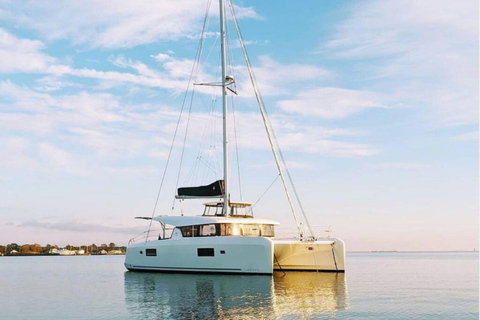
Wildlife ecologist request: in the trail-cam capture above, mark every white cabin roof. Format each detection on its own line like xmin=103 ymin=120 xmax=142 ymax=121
xmin=152 ymin=215 xmax=279 ymax=227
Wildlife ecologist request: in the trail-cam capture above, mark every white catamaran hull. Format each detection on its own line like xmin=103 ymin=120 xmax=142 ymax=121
xmin=273 ymin=238 xmax=346 ymax=272
xmin=125 ymin=236 xmax=274 ymax=274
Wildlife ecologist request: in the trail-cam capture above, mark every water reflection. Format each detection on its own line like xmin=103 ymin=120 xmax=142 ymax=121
xmin=124 ymin=271 xmax=349 ymax=319
xmin=273 ymin=272 xmax=349 ymax=319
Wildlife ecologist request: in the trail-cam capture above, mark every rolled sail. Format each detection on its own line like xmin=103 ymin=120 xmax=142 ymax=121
xmin=177 ymin=180 xmax=224 ymax=199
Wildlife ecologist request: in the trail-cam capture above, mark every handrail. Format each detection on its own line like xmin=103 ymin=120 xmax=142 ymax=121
xmin=128 ymin=227 xmax=174 ymax=245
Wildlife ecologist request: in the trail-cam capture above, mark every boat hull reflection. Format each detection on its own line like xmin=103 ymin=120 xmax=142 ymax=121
xmin=124 ymin=271 xmax=348 ymax=319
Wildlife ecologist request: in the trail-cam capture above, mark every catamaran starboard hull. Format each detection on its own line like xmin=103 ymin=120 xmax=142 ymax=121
xmin=273 ymin=238 xmax=346 ymax=272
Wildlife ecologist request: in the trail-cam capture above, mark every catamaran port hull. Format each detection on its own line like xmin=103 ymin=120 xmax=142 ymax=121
xmin=124 ymin=236 xmax=274 ymax=275
xmin=273 ymin=238 xmax=346 ymax=272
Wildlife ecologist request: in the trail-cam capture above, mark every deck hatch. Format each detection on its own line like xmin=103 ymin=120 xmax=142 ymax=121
xmin=146 ymin=248 xmax=157 ymax=256
xmin=197 ymin=248 xmax=214 ymax=257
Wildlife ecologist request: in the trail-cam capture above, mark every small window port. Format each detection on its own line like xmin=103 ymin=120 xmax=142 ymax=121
xmin=198 ymin=248 xmax=214 ymax=257
xmin=146 ymin=248 xmax=157 ymax=256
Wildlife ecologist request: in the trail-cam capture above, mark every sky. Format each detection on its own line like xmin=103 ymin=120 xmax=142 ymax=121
xmin=0 ymin=0 xmax=478 ymax=251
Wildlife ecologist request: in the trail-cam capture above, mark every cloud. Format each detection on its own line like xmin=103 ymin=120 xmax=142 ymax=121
xmin=38 ymin=143 xmax=89 ymax=176
xmin=236 ymin=56 xmax=331 ymax=97
xmin=324 ymin=0 xmax=478 ymax=126
xmin=0 ymin=137 xmax=41 ymax=170
xmin=449 ymin=131 xmax=478 ymax=142
xmin=17 ymin=219 xmax=143 ymax=234
xmin=370 ymin=162 xmax=429 ymax=170
xmin=277 ymin=87 xmax=385 ymax=119
xmin=250 ymin=160 xmax=314 ymax=170
xmin=0 ymin=30 xmax=196 ymax=91
xmin=232 ymin=112 xmax=377 ymax=157
xmin=0 ymin=29 xmax=55 ymax=73
xmin=0 ymin=81 xmax=177 ymax=173
xmin=0 ymin=1 xmax=258 ymax=49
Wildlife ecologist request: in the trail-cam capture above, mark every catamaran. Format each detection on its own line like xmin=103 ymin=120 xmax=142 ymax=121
xmin=124 ymin=0 xmax=346 ymax=274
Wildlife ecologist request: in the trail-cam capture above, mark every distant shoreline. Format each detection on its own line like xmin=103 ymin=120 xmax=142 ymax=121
xmin=349 ymin=250 xmax=478 ymax=253
xmin=0 ymin=253 xmax=125 ymax=257
xmin=1 ymin=250 xmax=477 ymax=257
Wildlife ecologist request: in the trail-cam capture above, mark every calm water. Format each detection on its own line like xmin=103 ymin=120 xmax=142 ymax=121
xmin=0 ymin=252 xmax=477 ymax=319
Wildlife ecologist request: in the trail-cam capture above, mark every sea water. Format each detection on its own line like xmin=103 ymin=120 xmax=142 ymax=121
xmin=0 ymin=252 xmax=477 ymax=319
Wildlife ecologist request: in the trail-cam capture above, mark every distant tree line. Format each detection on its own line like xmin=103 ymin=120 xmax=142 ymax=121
xmin=0 ymin=243 xmax=126 ymax=256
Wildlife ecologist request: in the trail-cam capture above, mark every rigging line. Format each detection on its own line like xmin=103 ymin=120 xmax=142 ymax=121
xmin=211 ymin=53 xmax=223 ymax=181
xmin=146 ymin=58 xmax=198 ymax=240
xmin=231 ymin=95 xmax=243 ymax=200
xmin=198 ymin=156 xmax=221 ymax=175
xmin=195 ymin=1 xmax=215 ymax=82
xmin=227 ymin=0 xmax=315 ymax=240
xmin=189 ymin=89 xmax=217 ymax=185
xmin=265 ymin=115 xmax=316 ymax=239
xmin=202 ymin=31 xmax=220 ymax=74
xmin=190 ymin=30 xmax=220 ymax=181
xmin=228 ymin=0 xmax=302 ymax=235
xmin=250 ymin=174 xmax=280 ymax=212
xmin=225 ymin=12 xmax=243 ymax=201
xmin=148 ymin=0 xmax=212 ymax=228
xmin=171 ymin=1 xmax=211 ymax=211
xmin=199 ymin=58 xmax=222 ymax=184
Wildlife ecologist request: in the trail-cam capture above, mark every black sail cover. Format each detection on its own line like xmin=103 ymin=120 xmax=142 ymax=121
xmin=177 ymin=180 xmax=224 ymax=198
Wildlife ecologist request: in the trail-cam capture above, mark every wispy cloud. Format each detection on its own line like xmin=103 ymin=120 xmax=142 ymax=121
xmin=0 ymin=29 xmax=55 ymax=73
xmin=324 ymin=0 xmax=478 ymax=126
xmin=16 ymin=219 xmax=143 ymax=235
xmin=237 ymin=56 xmax=331 ymax=97
xmin=449 ymin=131 xmax=479 ymax=142
xmin=0 ymin=137 xmax=41 ymax=170
xmin=369 ymin=162 xmax=429 ymax=170
xmin=0 ymin=1 xmax=258 ymax=49
xmin=0 ymin=81 xmax=176 ymax=174
xmin=233 ymin=112 xmax=377 ymax=157
xmin=38 ymin=143 xmax=89 ymax=176
xmin=277 ymin=87 xmax=385 ymax=119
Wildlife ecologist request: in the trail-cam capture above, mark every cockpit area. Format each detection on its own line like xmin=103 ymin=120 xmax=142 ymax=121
xmin=202 ymin=201 xmax=254 ymax=218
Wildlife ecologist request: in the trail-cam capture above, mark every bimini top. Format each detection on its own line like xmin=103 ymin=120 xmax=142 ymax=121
xmin=151 ymin=215 xmax=279 ymax=227
xmin=176 ymin=180 xmax=224 ymax=199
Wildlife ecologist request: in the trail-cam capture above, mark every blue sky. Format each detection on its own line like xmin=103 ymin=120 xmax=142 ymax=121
xmin=0 ymin=0 xmax=477 ymax=251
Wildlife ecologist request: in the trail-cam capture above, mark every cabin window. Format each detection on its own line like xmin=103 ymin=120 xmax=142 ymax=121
xmin=146 ymin=249 xmax=157 ymax=256
xmin=181 ymin=226 xmax=193 ymax=237
xmin=180 ymin=225 xmax=217 ymax=237
xmin=201 ymin=224 xmax=216 ymax=236
xmin=242 ymin=224 xmax=260 ymax=236
xmin=216 ymin=223 xmax=275 ymax=237
xmin=261 ymin=224 xmax=275 ymax=237
xmin=180 ymin=223 xmax=274 ymax=238
xmin=197 ymin=248 xmax=214 ymax=257
xmin=192 ymin=225 xmax=200 ymax=237
xmin=219 ymin=223 xmax=235 ymax=236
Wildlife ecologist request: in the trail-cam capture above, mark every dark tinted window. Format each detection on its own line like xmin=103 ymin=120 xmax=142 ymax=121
xmin=197 ymin=248 xmax=214 ymax=257
xmin=146 ymin=248 xmax=157 ymax=256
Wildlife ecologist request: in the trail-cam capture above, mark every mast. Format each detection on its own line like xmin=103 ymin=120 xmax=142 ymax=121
xmin=219 ymin=0 xmax=229 ymax=215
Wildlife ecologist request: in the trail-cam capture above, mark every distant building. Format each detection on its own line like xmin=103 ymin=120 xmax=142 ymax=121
xmin=56 ymin=249 xmax=76 ymax=256
xmin=107 ymin=249 xmax=125 ymax=255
